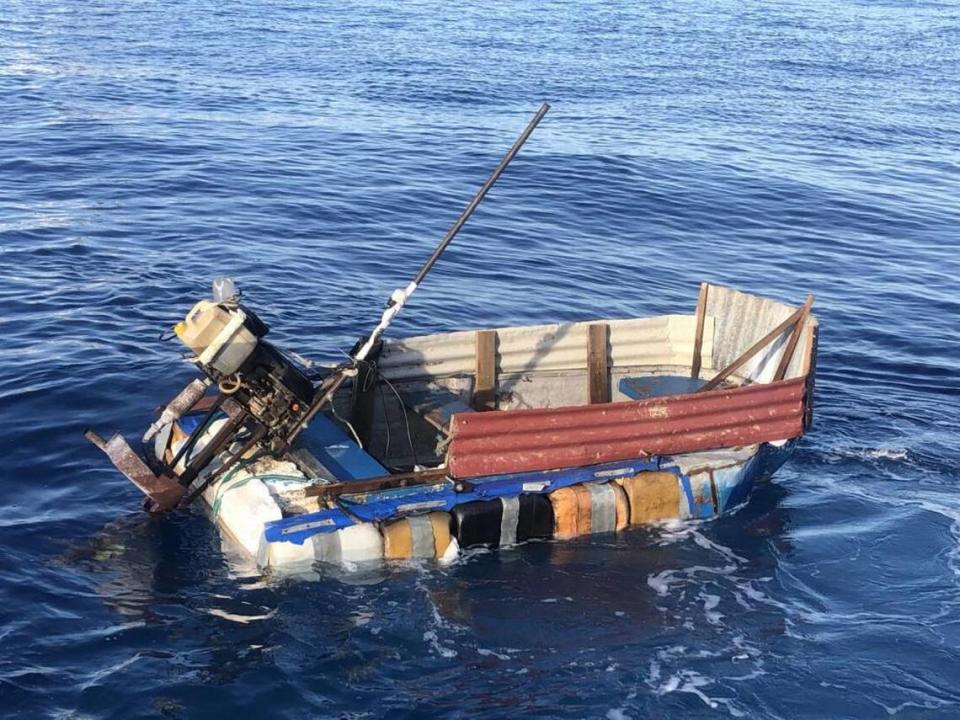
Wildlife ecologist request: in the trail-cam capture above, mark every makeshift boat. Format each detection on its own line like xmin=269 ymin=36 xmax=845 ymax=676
xmin=84 ymin=104 xmax=819 ymax=573
xmin=86 ymin=280 xmax=817 ymax=571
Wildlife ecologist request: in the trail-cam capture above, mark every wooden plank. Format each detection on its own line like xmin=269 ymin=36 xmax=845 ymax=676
xmin=697 ymin=300 xmax=808 ymax=393
xmin=773 ymin=294 xmax=815 ymax=381
xmin=801 ymin=322 xmax=817 ymax=430
xmin=303 ymin=467 xmax=453 ymax=499
xmin=691 ymin=282 xmax=709 ymax=379
xmin=473 ymin=329 xmax=497 ymax=410
xmin=587 ymin=323 xmax=610 ymax=404
xmin=395 ymin=384 xmax=474 ymax=434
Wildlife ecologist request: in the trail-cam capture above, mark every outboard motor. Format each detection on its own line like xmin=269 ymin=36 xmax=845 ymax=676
xmin=172 ymin=280 xmax=315 ymax=449
xmin=85 ymin=103 xmax=551 ymax=515
xmin=86 ymin=279 xmax=317 ymax=512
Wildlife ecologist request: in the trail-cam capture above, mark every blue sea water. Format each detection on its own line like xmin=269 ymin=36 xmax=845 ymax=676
xmin=2 ymin=0 xmax=960 ymax=717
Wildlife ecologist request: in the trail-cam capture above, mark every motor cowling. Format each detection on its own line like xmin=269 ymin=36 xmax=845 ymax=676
xmin=172 ymin=282 xmax=315 ymax=450
xmin=174 ymin=299 xmax=266 ymax=377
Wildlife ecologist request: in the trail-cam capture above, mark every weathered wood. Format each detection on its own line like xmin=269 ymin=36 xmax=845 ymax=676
xmin=801 ymin=320 xmax=818 ymax=430
xmin=395 ymin=384 xmax=474 ymax=434
xmin=773 ymin=294 xmax=815 ymax=381
xmin=587 ymin=323 xmax=610 ymax=404
xmin=691 ymin=282 xmax=709 ymax=379
xmin=697 ymin=301 xmax=808 ymax=393
xmin=473 ymin=329 xmax=498 ymax=410
xmin=304 ymin=467 xmax=453 ymax=499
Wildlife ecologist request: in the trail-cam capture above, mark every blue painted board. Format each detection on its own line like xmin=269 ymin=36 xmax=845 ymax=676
xmin=619 ymin=375 xmax=705 ymax=400
xmin=300 ymin=414 xmax=387 ymax=481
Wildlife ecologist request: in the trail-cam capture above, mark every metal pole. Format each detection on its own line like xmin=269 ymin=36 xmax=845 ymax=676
xmin=287 ymin=103 xmax=551 ymax=448
xmin=412 ymin=102 xmax=550 ymax=287
xmin=352 ymin=102 xmax=550 ymax=363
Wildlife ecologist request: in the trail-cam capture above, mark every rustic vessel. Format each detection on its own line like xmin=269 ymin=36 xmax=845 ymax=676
xmin=124 ymin=282 xmax=817 ymax=572
xmin=84 ymin=107 xmax=818 ymax=573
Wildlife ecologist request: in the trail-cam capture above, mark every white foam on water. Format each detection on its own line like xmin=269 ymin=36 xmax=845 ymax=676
xmin=445 ymin=544 xmax=494 ymax=567
xmin=476 ymin=647 xmax=512 ymax=661
xmin=875 ymin=699 xmax=950 ymax=716
xmin=831 ymin=446 xmax=910 ymax=462
xmin=206 ymin=607 xmax=277 ymax=624
xmin=655 ymin=670 xmax=715 ymax=708
xmin=413 ymin=572 xmax=467 ymax=659
xmin=437 ymin=537 xmax=460 ymax=566
xmin=422 ymin=629 xmax=458 ymax=658
xmin=701 ymin=592 xmax=723 ymax=626
xmin=653 ymin=669 xmax=749 ymax=718
xmin=351 ymin=610 xmax=373 ymax=627
xmin=691 ymin=531 xmax=748 ymax=564
xmin=838 ymin=482 xmax=960 ymax=583
xmin=77 ymin=653 xmax=142 ymax=691
xmin=646 ymin=570 xmax=674 ymax=597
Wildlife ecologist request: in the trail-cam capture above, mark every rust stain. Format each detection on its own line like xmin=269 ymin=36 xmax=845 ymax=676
xmin=102 ymin=434 xmax=185 ymax=511
xmin=449 ymin=376 xmax=808 ymax=478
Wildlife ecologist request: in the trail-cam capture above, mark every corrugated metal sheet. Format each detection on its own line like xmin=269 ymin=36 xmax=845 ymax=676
xmin=447 ymin=376 xmax=808 ymax=478
xmin=705 ymin=284 xmax=818 ymax=382
xmin=377 ymin=284 xmax=817 ymax=387
xmin=377 ymin=314 xmax=714 ymax=381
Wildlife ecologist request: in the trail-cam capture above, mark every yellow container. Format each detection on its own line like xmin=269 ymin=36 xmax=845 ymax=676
xmin=615 ymin=471 xmax=682 ymax=525
xmin=549 ymin=482 xmax=628 ymax=539
xmin=175 ymin=300 xmax=257 ymax=375
xmin=382 ymin=513 xmax=452 ymax=560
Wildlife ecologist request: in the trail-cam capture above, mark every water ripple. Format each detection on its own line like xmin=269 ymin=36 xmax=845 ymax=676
xmin=2 ymin=0 xmax=960 ymax=717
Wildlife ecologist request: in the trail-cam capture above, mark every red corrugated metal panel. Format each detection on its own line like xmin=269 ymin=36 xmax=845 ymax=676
xmin=448 ymin=377 xmax=809 ymax=478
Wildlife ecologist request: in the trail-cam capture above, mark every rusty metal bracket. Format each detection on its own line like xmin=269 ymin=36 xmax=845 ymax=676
xmin=304 ymin=467 xmax=470 ymax=500
xmin=84 ymin=430 xmax=185 ymax=513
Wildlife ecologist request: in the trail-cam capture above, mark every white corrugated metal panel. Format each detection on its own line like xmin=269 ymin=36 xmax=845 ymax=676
xmin=378 ymin=314 xmax=714 ymax=381
xmin=704 ymin=284 xmax=818 ymax=382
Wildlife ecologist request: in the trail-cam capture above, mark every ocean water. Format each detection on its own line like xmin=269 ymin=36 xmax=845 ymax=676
xmin=2 ymin=0 xmax=960 ymax=717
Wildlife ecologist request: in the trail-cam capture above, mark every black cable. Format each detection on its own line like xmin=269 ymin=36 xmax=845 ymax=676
xmin=377 ymin=369 xmax=419 ymax=469
xmin=377 ymin=381 xmax=392 ymax=460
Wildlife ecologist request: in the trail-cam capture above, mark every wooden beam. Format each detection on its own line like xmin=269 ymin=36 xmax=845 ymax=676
xmin=773 ymin=294 xmax=815 ymax=381
xmin=697 ymin=297 xmax=811 ymax=393
xmin=304 ymin=467 xmax=454 ymax=499
xmin=691 ymin=282 xmax=709 ymax=379
xmin=473 ymin=329 xmax=497 ymax=410
xmin=587 ymin=323 xmax=610 ymax=404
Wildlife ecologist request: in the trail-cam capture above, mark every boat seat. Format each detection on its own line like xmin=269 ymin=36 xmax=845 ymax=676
xmin=300 ymin=413 xmax=388 ymax=481
xmin=619 ymin=375 xmax=706 ymax=401
xmin=393 ymin=382 xmax=475 ymax=434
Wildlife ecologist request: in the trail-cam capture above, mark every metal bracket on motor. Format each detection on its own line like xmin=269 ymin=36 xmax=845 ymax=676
xmin=84 ymin=430 xmax=186 ymax=513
